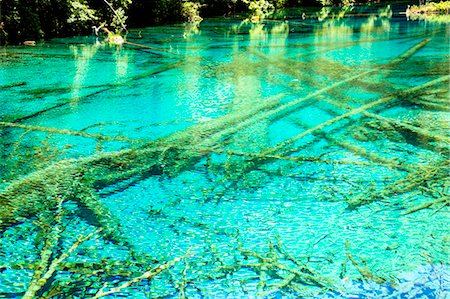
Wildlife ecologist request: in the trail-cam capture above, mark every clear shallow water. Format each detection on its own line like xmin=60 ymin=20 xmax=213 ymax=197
xmin=0 ymin=7 xmax=449 ymax=299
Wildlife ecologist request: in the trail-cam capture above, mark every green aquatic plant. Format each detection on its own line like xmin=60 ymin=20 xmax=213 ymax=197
xmin=0 ymin=122 xmax=138 ymax=144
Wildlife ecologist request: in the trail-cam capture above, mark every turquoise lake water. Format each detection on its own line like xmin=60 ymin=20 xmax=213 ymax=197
xmin=0 ymin=5 xmax=449 ymax=298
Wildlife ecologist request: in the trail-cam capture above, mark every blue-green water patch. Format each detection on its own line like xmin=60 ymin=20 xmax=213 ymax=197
xmin=0 ymin=6 xmax=449 ymax=298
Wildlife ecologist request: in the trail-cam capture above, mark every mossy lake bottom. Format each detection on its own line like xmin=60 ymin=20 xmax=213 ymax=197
xmin=0 ymin=7 xmax=449 ymax=299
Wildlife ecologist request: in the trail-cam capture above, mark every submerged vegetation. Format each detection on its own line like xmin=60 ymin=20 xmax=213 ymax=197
xmin=0 ymin=0 xmax=449 ymax=295
xmin=0 ymin=11 xmax=449 ymax=295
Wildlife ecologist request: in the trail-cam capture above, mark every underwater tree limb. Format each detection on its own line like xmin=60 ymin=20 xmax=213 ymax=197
xmin=0 ymin=81 xmax=26 ymax=89
xmin=261 ymin=37 xmax=447 ymax=149
xmin=270 ymin=75 xmax=450 ymax=156
xmin=289 ymin=118 xmax=410 ymax=172
xmin=402 ymin=196 xmax=449 ymax=215
xmin=124 ymin=41 xmax=202 ymax=59
xmin=259 ymin=54 xmax=446 ymax=173
xmin=230 ymin=242 xmax=333 ymax=295
xmin=22 ymin=56 xmax=182 ymax=99
xmin=260 ymin=273 xmax=296 ymax=297
xmin=178 ymin=255 xmax=190 ymax=299
xmin=91 ymin=255 xmax=183 ymax=298
xmin=361 ymin=112 xmax=450 ymax=144
xmin=223 ymin=40 xmax=433 ymax=144
xmin=23 ymin=198 xmax=64 ymax=299
xmin=276 ymin=96 xmax=398 ymax=153
xmin=250 ymin=38 xmax=431 ymax=99
xmin=347 ymin=161 xmax=449 ymax=208
xmin=0 ymin=121 xmax=140 ymax=143
xmin=320 ymin=92 xmax=450 ymax=147
xmin=217 ymin=74 xmax=449 ymax=196
xmin=22 ymin=229 xmax=100 ymax=299
xmin=13 ymin=101 xmax=73 ymax=123
xmin=275 ymin=75 xmax=450 ymax=153
xmin=344 ymin=241 xmax=385 ymax=284
xmin=412 ymin=99 xmax=450 ymax=112
xmin=11 ymin=60 xmax=182 ymax=123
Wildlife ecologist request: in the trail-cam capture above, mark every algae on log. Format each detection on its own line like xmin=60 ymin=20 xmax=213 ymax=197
xmin=231 ymin=38 xmax=449 ymax=210
xmin=0 ymin=89 xmax=285 ymax=232
xmin=11 ymin=59 xmax=184 ymax=123
xmin=221 ymin=75 xmax=450 ymax=181
xmin=1 ymin=74 xmax=449 ymax=236
xmin=347 ymin=160 xmax=449 ymax=208
xmin=1 ymin=36 xmax=448 ymax=238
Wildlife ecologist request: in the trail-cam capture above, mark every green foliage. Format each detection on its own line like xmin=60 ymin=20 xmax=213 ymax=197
xmin=407 ymin=1 xmax=450 ymax=14
xmin=242 ymin=0 xmax=275 ymax=19
xmin=378 ymin=4 xmax=392 ymax=17
xmin=0 ymin=0 xmax=409 ymax=44
xmin=0 ymin=0 xmax=132 ymax=44
xmin=182 ymin=1 xmax=204 ymax=23
xmin=318 ymin=0 xmax=355 ymax=6
xmin=406 ymin=1 xmax=450 ymax=22
xmin=341 ymin=0 xmax=355 ymax=6
xmin=67 ymin=0 xmax=99 ymax=29
xmin=319 ymin=0 xmax=332 ymax=5
xmin=110 ymin=7 xmax=128 ymax=31
xmin=1 ymin=0 xmax=45 ymax=41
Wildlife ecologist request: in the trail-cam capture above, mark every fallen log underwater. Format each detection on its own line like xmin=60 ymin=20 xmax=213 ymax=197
xmin=221 ymin=74 xmax=449 ymax=207
xmin=1 ymin=30 xmax=449 ymax=298
xmin=10 ymin=59 xmax=184 ymax=123
xmin=291 ymin=88 xmax=448 ymax=210
xmin=217 ymin=38 xmax=449 ymax=205
xmin=2 ymin=37 xmax=449 ymax=233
